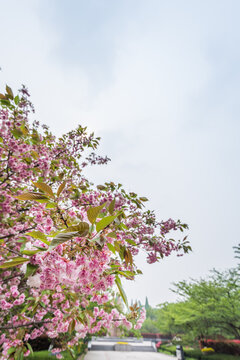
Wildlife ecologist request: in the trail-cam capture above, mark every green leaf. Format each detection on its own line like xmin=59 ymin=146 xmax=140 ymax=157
xmin=97 ymin=185 xmax=106 ymax=190
xmin=0 ymin=257 xmax=28 ymax=268
xmin=31 ymin=150 xmax=39 ymax=159
xmin=120 ymin=223 xmax=128 ymax=230
xmin=34 ymin=246 xmax=48 ymax=251
xmin=14 ymin=347 xmax=23 ymax=360
xmin=124 ymin=248 xmax=133 ymax=266
xmin=26 ymin=231 xmax=47 ymax=241
xmin=125 ymin=238 xmax=137 ymax=246
xmin=16 ymin=328 xmax=25 ymax=340
xmin=11 ymin=128 xmax=23 ymax=139
xmin=26 ymin=231 xmax=50 ymax=246
xmin=89 ymin=224 xmax=95 ymax=234
xmin=0 ymin=99 xmax=10 ymax=106
xmin=49 ymin=231 xmax=79 ymax=249
xmin=14 ymin=95 xmax=20 ymax=105
xmin=48 ymin=230 xmax=60 ymax=238
xmin=87 ymin=202 xmax=106 ymax=224
xmin=96 ymin=215 xmax=118 ymax=232
xmin=33 ymin=182 xmax=54 ymax=198
xmin=57 ymin=181 xmax=66 ymax=197
xmin=68 ymin=319 xmax=76 ymax=334
xmin=15 ymin=192 xmax=49 ymax=201
xmin=118 ymin=270 xmax=135 ymax=278
xmin=31 ymin=134 xmax=40 ymax=145
xmin=21 ymin=250 xmax=40 ymax=256
xmin=7 ymin=347 xmax=16 ymax=355
xmin=109 ymin=199 xmax=116 ymax=214
xmin=114 ymin=241 xmax=121 ymax=252
xmin=6 ymin=85 xmax=14 ymax=99
xmin=46 ymin=202 xmax=57 ymax=209
xmin=140 ymin=197 xmax=148 ymax=202
xmin=107 ymin=243 xmax=116 ymax=254
xmin=35 ymin=199 xmax=49 ymax=203
xmin=115 ymin=275 xmax=128 ymax=307
xmin=107 ymin=231 xmax=117 ymax=238
xmin=20 ymin=124 xmax=29 ymax=135
xmin=26 ymin=343 xmax=33 ymax=355
xmin=62 ymin=222 xmax=89 ymax=236
xmin=25 ymin=264 xmax=38 ymax=278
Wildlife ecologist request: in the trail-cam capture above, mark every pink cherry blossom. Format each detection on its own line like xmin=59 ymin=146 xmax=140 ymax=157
xmin=0 ymin=85 xmax=189 ymax=359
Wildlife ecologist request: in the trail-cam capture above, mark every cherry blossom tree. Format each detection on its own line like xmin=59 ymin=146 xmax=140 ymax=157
xmin=0 ymin=85 xmax=190 ymax=359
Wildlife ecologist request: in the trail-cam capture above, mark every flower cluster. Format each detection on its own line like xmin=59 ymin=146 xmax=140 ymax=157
xmin=0 ymin=85 xmax=189 ymax=359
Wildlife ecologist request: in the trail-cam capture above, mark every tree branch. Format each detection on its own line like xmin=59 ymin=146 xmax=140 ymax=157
xmin=0 ymin=320 xmax=52 ymax=330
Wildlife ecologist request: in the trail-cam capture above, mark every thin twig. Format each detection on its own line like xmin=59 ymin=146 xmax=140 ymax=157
xmin=0 ymin=320 xmax=52 ymax=330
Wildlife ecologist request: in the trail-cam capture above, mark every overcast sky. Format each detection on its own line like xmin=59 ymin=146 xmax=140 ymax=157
xmin=0 ymin=0 xmax=239 ymax=306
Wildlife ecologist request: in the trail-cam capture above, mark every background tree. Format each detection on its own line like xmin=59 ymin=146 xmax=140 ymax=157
xmin=141 ymin=301 xmax=159 ymax=334
xmin=153 ymin=268 xmax=240 ymax=341
xmin=234 ymin=243 xmax=240 ymax=273
xmin=144 ymin=297 xmax=150 ymax=311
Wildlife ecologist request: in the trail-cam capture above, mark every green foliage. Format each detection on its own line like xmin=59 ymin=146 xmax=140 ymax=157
xmin=155 ymin=268 xmax=240 ymax=340
xmin=159 ymin=344 xmax=239 ymax=360
xmin=57 ymin=181 xmax=66 ymax=197
xmin=25 ymin=263 xmax=38 ymax=278
xmin=141 ymin=256 xmax=240 ymax=342
xmin=87 ymin=203 xmax=106 ymax=224
xmin=96 ymin=215 xmax=118 ymax=232
xmin=108 ymin=198 xmax=116 ymax=214
xmin=15 ymin=192 xmax=49 ymax=201
xmin=115 ymin=275 xmax=128 ymax=307
xmin=0 ymin=257 xmax=29 ymax=268
xmin=233 ymin=243 xmax=240 ymax=273
xmin=121 ymin=326 xmax=142 ymax=338
xmin=32 ymin=182 xmax=54 ymax=198
xmin=145 ymin=296 xmax=150 ymax=310
xmin=28 ymin=350 xmax=73 ymax=359
xmin=26 ymin=231 xmax=49 ymax=243
xmin=141 ymin=317 xmax=159 ymax=333
xmin=140 ymin=303 xmax=160 ymax=333
xmin=49 ymin=231 xmax=80 ymax=249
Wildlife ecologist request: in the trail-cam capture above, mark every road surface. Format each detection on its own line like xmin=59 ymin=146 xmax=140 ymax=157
xmin=85 ymin=351 xmax=176 ymax=360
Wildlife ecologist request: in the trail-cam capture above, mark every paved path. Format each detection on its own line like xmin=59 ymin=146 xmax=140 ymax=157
xmin=85 ymin=351 xmax=176 ymax=360
xmin=91 ymin=341 xmax=154 ymax=347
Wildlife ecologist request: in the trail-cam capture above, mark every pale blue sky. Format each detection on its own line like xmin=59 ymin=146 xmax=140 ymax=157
xmin=0 ymin=0 xmax=239 ymax=305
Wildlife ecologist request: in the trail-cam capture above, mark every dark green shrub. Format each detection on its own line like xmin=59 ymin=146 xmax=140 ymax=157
xmin=200 ymin=340 xmax=240 ymax=356
xmin=159 ymin=344 xmax=240 ymax=359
